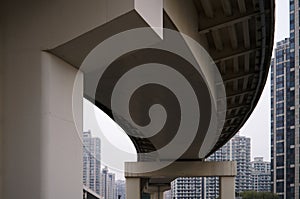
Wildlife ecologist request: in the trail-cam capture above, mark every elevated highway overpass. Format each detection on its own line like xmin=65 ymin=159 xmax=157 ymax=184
xmin=0 ymin=0 xmax=274 ymax=199
xmin=49 ymin=0 xmax=274 ymax=160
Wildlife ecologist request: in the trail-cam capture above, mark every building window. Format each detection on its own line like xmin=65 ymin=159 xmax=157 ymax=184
xmin=276 ymin=182 xmax=284 ymax=193
xmin=276 ymin=142 xmax=284 ymax=153
xmin=276 ymin=169 xmax=284 ymax=179
xmin=276 ymin=156 xmax=284 ymax=167
xmin=276 ymin=64 xmax=285 ymax=75
xmin=290 ymin=0 xmax=295 ymax=11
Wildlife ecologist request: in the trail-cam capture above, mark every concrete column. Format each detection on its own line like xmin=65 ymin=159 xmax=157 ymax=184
xmin=219 ymin=176 xmax=235 ymax=199
xmin=126 ymin=178 xmax=141 ymax=199
xmin=1 ymin=0 xmax=165 ymax=198
xmin=2 ymin=51 xmax=83 ymax=199
xmin=40 ymin=52 xmax=83 ymax=199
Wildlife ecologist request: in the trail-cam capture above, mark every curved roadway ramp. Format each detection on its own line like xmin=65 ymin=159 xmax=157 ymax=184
xmin=51 ymin=0 xmax=274 ymax=161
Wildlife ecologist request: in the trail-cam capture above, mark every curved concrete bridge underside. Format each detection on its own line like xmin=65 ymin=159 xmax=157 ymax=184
xmin=49 ymin=0 xmax=274 ymax=161
xmin=50 ymin=0 xmax=274 ymax=161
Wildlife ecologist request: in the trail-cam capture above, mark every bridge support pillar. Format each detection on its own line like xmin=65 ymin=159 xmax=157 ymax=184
xmin=126 ymin=178 xmax=141 ymax=199
xmin=1 ymin=52 xmax=83 ymax=199
xmin=219 ymin=176 xmax=235 ymax=199
xmin=125 ymin=161 xmax=236 ymax=199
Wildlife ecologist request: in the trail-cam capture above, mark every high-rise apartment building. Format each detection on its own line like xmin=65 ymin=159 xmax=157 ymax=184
xmin=251 ymin=157 xmax=271 ymax=192
xmin=251 ymin=157 xmax=271 ymax=173
xmin=206 ymin=133 xmax=252 ymax=198
xmin=171 ymin=177 xmax=205 ymax=199
xmin=170 ymin=134 xmax=251 ymax=199
xmin=232 ymin=134 xmax=252 ymax=192
xmin=101 ymin=167 xmax=116 ymax=199
xmin=270 ymin=34 xmax=299 ymax=198
xmin=205 ymin=140 xmax=232 ymax=199
xmin=270 ymin=1 xmax=300 ymax=198
xmin=83 ymin=130 xmax=102 ymax=195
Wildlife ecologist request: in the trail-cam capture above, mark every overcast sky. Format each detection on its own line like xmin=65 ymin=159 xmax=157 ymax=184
xmin=83 ymin=0 xmax=289 ymax=178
